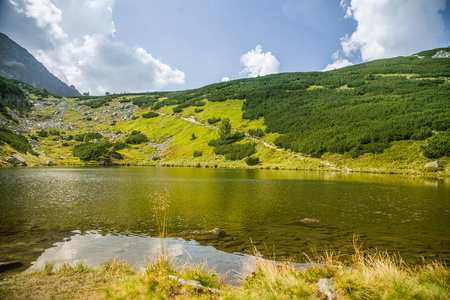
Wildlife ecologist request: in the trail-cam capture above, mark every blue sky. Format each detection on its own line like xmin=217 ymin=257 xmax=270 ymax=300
xmin=1 ymin=0 xmax=449 ymax=95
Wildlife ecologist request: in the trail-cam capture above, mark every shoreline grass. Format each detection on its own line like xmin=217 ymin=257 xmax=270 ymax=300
xmin=1 ymin=245 xmax=448 ymax=299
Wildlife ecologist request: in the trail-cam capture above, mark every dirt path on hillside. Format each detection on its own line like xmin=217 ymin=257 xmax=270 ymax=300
xmin=154 ymin=111 xmax=326 ymax=164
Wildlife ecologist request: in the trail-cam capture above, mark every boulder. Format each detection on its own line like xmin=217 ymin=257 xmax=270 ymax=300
xmin=47 ymin=160 xmax=54 ymax=166
xmin=318 ymin=278 xmax=337 ymax=300
xmin=5 ymin=154 xmax=27 ymax=166
xmin=424 ymin=161 xmax=444 ymax=168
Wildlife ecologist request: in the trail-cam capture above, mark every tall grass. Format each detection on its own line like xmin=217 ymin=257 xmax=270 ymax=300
xmin=149 ymin=187 xmax=173 ymax=273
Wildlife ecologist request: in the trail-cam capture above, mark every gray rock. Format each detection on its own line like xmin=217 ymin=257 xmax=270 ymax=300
xmin=47 ymin=160 xmax=54 ymax=166
xmin=300 ymin=218 xmax=320 ymax=224
xmin=425 ymin=161 xmax=444 ymax=168
xmin=6 ymin=154 xmax=27 ymax=166
xmin=318 ymin=278 xmax=337 ymax=300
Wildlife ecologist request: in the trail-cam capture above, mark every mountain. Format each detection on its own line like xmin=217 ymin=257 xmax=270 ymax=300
xmin=0 ymin=32 xmax=81 ymax=97
xmin=0 ymin=47 xmax=449 ymax=175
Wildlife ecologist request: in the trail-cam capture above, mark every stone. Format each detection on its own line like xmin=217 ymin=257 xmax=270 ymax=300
xmin=180 ymin=228 xmax=225 ymax=236
xmin=424 ymin=161 xmax=444 ymax=168
xmin=5 ymin=154 xmax=27 ymax=166
xmin=0 ymin=261 xmax=23 ymax=273
xmin=318 ymin=278 xmax=337 ymax=300
xmin=300 ymin=218 xmax=320 ymax=224
xmin=47 ymin=160 xmax=54 ymax=166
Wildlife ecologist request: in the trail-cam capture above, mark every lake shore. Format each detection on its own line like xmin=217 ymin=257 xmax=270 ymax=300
xmin=1 ymin=247 xmax=449 ymax=299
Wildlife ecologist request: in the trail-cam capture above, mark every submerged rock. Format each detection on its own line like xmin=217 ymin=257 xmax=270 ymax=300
xmin=300 ymin=218 xmax=320 ymax=224
xmin=0 ymin=261 xmax=23 ymax=273
xmin=180 ymin=228 xmax=225 ymax=236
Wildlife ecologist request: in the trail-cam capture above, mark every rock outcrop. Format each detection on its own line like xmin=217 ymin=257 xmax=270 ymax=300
xmin=5 ymin=153 xmax=27 ymax=166
xmin=425 ymin=161 xmax=444 ymax=168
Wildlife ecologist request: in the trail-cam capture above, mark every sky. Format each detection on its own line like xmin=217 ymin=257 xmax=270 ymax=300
xmin=0 ymin=0 xmax=449 ymax=95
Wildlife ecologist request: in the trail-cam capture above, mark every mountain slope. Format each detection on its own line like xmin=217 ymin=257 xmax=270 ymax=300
xmin=0 ymin=48 xmax=449 ymax=175
xmin=0 ymin=32 xmax=81 ymax=97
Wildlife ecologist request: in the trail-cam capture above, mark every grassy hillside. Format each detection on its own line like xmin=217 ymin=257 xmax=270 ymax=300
xmin=0 ymin=48 xmax=449 ymax=176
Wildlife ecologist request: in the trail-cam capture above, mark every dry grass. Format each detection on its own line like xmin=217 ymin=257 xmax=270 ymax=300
xmin=1 ymin=238 xmax=449 ymax=299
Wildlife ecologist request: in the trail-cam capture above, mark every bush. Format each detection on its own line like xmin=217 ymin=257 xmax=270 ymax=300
xmin=190 ymin=134 xmax=197 ymax=140
xmin=73 ymin=142 xmax=112 ymax=161
xmin=125 ymin=133 xmax=148 ymax=144
xmin=75 ymin=132 xmax=103 ymax=142
xmin=248 ymin=128 xmax=265 ymax=138
xmin=193 ymin=150 xmax=203 ymax=157
xmin=172 ymin=107 xmax=183 ymax=113
xmin=422 ymin=130 xmax=450 ymax=158
xmin=214 ymin=142 xmax=256 ymax=160
xmin=48 ymin=129 xmax=61 ymax=136
xmin=0 ymin=127 xmax=32 ymax=153
xmin=142 ymin=112 xmax=159 ymax=118
xmin=194 ymin=108 xmax=204 ymax=113
xmin=152 ymin=156 xmax=160 ymax=161
xmin=36 ymin=130 xmax=49 ymax=138
xmin=208 ymin=117 xmax=221 ymax=125
xmin=245 ymin=156 xmax=260 ymax=166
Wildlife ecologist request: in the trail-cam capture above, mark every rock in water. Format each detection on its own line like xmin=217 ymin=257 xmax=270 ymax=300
xmin=424 ymin=161 xmax=444 ymax=168
xmin=0 ymin=261 xmax=23 ymax=273
xmin=5 ymin=154 xmax=27 ymax=166
xmin=300 ymin=218 xmax=320 ymax=224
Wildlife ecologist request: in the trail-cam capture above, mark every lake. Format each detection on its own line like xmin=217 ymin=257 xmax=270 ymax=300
xmin=0 ymin=167 xmax=449 ymax=281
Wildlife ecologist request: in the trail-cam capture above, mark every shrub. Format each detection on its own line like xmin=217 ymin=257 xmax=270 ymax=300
xmin=152 ymin=156 xmax=160 ymax=161
xmin=208 ymin=117 xmax=221 ymax=125
xmin=75 ymin=132 xmax=103 ymax=142
xmin=62 ymin=142 xmax=69 ymax=147
xmin=190 ymin=134 xmax=197 ymax=140
xmin=193 ymin=150 xmax=203 ymax=157
xmin=411 ymin=127 xmax=432 ymax=140
xmin=0 ymin=126 xmax=32 ymax=153
xmin=36 ymin=130 xmax=49 ymax=138
xmin=422 ymin=130 xmax=450 ymax=158
xmin=142 ymin=112 xmax=159 ymax=118
xmin=194 ymin=108 xmax=204 ymax=113
xmin=172 ymin=107 xmax=183 ymax=113
xmin=245 ymin=156 xmax=260 ymax=166
xmin=248 ymin=128 xmax=265 ymax=138
xmin=214 ymin=142 xmax=256 ymax=160
xmin=125 ymin=133 xmax=148 ymax=144
xmin=48 ymin=129 xmax=61 ymax=136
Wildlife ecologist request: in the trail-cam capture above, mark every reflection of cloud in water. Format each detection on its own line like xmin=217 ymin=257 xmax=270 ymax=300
xmin=27 ymin=231 xmax=258 ymax=284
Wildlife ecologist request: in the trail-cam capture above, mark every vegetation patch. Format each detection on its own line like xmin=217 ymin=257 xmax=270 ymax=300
xmin=125 ymin=131 xmax=148 ymax=144
xmin=0 ymin=126 xmax=33 ymax=154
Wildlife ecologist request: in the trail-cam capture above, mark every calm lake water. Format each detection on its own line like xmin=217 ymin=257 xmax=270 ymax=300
xmin=0 ymin=167 xmax=449 ymax=280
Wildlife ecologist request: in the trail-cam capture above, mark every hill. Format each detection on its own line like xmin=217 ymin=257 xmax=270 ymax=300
xmin=0 ymin=32 xmax=81 ymax=97
xmin=0 ymin=47 xmax=449 ymax=176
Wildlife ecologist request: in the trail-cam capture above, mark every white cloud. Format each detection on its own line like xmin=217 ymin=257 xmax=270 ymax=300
xmin=240 ymin=45 xmax=280 ymax=78
xmin=221 ymin=77 xmax=231 ymax=82
xmin=4 ymin=0 xmax=185 ymax=94
xmin=341 ymin=0 xmax=447 ymax=61
xmin=321 ymin=58 xmax=353 ymax=71
xmin=324 ymin=0 xmax=447 ymax=70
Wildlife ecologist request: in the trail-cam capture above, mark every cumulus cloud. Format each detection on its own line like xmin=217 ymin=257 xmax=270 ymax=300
xmin=2 ymin=0 xmax=185 ymax=94
xmin=221 ymin=77 xmax=231 ymax=82
xmin=240 ymin=45 xmax=280 ymax=78
xmin=323 ymin=0 xmax=447 ymax=70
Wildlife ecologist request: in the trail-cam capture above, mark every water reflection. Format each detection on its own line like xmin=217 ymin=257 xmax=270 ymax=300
xmin=1 ymin=167 xmax=449 ymax=274
xmin=26 ymin=231 xmax=259 ymax=284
